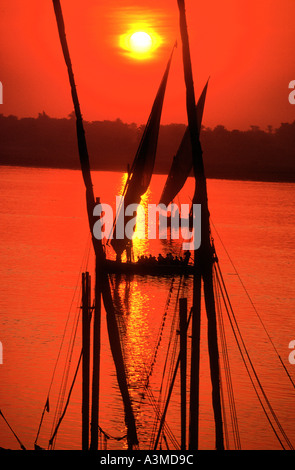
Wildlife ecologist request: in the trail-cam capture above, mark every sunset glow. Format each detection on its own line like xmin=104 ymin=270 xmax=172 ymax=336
xmin=1 ymin=1 xmax=294 ymax=128
xmin=1 ymin=0 xmax=295 ymax=453
xmin=119 ymin=27 xmax=162 ymax=60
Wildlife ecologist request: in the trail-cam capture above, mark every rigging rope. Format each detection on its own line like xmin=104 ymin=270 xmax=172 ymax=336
xmin=153 ymin=306 xmax=193 ymax=450
xmin=213 ymin=265 xmax=241 ymax=449
xmin=144 ymin=385 xmax=180 ymax=450
xmin=108 ymin=272 xmax=181 ymax=449
xmin=146 ymin=277 xmax=176 ymax=382
xmin=35 ymin=233 xmax=92 ymax=448
xmin=219 ymin=368 xmax=229 ymax=450
xmin=48 ymin=349 xmax=82 ymax=448
xmin=149 ymin=276 xmax=183 ymax=449
xmin=0 ymin=409 xmax=26 ymax=450
xmin=136 ymin=273 xmax=182 ymax=450
xmin=211 ymin=219 xmax=295 ymax=392
xmin=49 ymin=289 xmax=82 ymax=449
xmin=214 ymin=261 xmax=294 ymax=450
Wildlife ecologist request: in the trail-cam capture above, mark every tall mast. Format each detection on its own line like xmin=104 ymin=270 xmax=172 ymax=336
xmin=82 ymin=272 xmax=91 ymax=450
xmin=52 ymin=0 xmax=138 ymax=449
xmin=177 ymin=0 xmax=224 ymax=450
xmin=179 ymin=298 xmax=188 ymax=450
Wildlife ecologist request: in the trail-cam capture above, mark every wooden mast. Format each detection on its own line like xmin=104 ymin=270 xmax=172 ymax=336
xmin=177 ymin=0 xmax=224 ymax=450
xmin=179 ymin=298 xmax=188 ymax=450
xmin=90 ymin=246 xmax=102 ymax=450
xmin=82 ymin=272 xmax=91 ymax=450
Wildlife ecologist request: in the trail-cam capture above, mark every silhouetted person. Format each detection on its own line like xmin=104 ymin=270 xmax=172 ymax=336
xmin=183 ymin=250 xmax=191 ymax=265
xmin=126 ymin=242 xmax=132 ymax=263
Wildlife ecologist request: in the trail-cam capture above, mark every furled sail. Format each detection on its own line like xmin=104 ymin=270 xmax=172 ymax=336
xmin=111 ymin=47 xmax=175 ymax=258
xmin=159 ymin=79 xmax=208 ymax=207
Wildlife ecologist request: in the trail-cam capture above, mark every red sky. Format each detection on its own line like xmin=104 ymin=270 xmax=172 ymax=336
xmin=0 ymin=0 xmax=294 ymax=130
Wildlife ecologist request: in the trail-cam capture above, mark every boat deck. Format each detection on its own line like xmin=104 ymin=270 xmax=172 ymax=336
xmin=104 ymin=259 xmax=195 ymax=276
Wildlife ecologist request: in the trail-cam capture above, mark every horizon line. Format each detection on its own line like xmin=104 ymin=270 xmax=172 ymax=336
xmin=1 ymin=111 xmax=294 ymax=132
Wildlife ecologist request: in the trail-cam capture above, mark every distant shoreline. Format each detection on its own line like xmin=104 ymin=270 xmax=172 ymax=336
xmin=1 ymin=163 xmax=294 ymax=184
xmin=1 ymin=114 xmax=294 ymax=184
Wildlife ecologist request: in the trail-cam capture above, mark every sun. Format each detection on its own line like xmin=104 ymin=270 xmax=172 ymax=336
xmin=129 ymin=31 xmax=152 ymax=54
xmin=119 ymin=28 xmax=162 ymax=60
xmin=130 ymin=31 xmax=153 ymax=53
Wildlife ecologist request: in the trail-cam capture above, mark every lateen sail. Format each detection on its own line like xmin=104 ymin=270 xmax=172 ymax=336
xmin=111 ymin=47 xmax=175 ymax=258
xmin=159 ymin=79 xmax=208 ymax=207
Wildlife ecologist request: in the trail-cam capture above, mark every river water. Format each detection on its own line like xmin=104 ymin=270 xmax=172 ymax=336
xmin=0 ymin=166 xmax=294 ymax=450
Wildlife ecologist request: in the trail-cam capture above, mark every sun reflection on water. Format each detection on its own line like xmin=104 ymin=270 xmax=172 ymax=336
xmin=113 ymin=172 xmax=152 ymax=262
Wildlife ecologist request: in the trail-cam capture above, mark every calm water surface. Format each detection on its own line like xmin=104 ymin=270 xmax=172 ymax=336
xmin=0 ymin=166 xmax=294 ymax=450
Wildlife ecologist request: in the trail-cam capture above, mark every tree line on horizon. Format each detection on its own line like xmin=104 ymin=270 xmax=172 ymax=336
xmin=0 ymin=112 xmax=294 ymax=182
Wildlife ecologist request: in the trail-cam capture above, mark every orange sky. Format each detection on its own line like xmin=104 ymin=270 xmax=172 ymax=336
xmin=0 ymin=0 xmax=294 ymax=130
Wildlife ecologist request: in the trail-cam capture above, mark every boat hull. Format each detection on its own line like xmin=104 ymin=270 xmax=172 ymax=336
xmin=104 ymin=259 xmax=194 ymax=276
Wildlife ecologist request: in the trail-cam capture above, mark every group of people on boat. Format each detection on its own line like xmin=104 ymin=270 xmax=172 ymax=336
xmin=136 ymin=250 xmax=191 ymax=267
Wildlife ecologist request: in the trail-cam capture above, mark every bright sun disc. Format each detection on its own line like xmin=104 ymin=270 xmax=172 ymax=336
xmin=119 ymin=28 xmax=162 ymax=60
xmin=130 ymin=31 xmax=152 ymax=53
